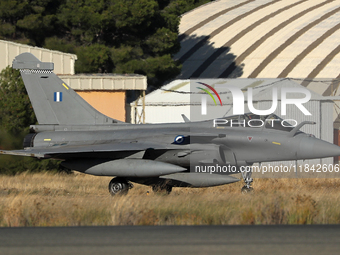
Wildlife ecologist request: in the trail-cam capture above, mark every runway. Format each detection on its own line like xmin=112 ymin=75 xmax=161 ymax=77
xmin=0 ymin=225 xmax=339 ymax=255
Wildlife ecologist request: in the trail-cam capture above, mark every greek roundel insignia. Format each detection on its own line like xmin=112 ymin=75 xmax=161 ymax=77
xmin=174 ymin=135 xmax=185 ymax=144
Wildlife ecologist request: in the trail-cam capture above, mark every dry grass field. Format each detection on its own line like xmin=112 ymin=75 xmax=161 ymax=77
xmin=1 ymin=172 xmax=340 ymax=226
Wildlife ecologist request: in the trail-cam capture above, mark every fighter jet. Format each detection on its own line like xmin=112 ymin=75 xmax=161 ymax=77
xmin=1 ymin=52 xmax=340 ymax=195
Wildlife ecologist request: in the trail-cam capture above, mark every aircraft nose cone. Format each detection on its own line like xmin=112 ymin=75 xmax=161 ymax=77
xmin=298 ymin=137 xmax=340 ymax=159
xmin=318 ymin=141 xmax=340 ymax=158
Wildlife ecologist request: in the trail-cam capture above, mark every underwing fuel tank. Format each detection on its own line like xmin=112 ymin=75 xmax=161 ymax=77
xmin=159 ymin=173 xmax=240 ymax=187
xmin=61 ymin=159 xmax=187 ymax=177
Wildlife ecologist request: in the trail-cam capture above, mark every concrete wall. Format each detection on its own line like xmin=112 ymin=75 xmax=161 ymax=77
xmin=76 ymin=91 xmax=126 ymax=122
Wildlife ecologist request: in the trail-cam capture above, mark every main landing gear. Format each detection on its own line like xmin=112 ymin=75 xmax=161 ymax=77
xmin=108 ymin=178 xmax=173 ymax=196
xmin=241 ymin=168 xmax=253 ymax=193
xmin=108 ymin=178 xmax=133 ymax=196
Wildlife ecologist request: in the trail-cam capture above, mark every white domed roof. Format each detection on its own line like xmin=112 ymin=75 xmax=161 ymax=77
xmin=176 ymin=0 xmax=340 ymax=89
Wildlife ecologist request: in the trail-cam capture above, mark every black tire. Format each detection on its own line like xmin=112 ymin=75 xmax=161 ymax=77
xmin=241 ymin=186 xmax=254 ymax=194
xmin=108 ymin=178 xmax=129 ymax=196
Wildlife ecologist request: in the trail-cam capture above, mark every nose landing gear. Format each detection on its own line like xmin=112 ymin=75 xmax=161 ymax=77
xmin=241 ymin=168 xmax=253 ymax=193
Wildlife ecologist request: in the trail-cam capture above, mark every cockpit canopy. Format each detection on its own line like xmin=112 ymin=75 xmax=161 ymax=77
xmin=218 ymin=113 xmax=295 ymax=132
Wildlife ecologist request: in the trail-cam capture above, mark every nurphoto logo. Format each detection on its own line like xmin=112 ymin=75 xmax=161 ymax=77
xmin=199 ymin=83 xmax=311 ymax=116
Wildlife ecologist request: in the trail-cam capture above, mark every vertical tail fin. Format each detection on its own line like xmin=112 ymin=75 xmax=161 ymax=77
xmin=12 ymin=53 xmax=123 ymax=125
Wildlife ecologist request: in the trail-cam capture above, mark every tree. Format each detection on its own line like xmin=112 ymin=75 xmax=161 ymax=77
xmin=0 ymin=67 xmax=36 ymax=135
xmin=0 ymin=67 xmax=61 ymax=174
xmin=55 ymin=0 xmax=182 ymax=87
xmin=0 ymin=0 xmax=212 ymax=88
xmin=0 ymin=0 xmax=212 ymax=174
xmin=0 ymin=0 xmax=61 ymax=46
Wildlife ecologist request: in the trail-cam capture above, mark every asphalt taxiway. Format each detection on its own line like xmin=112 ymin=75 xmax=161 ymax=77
xmin=0 ymin=225 xmax=339 ymax=255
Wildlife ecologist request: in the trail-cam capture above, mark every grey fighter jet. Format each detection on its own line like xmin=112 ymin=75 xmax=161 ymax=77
xmin=1 ymin=53 xmax=340 ymax=195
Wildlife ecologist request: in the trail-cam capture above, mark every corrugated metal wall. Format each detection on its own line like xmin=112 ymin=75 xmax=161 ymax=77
xmin=0 ymin=40 xmax=77 ymax=75
xmin=58 ymin=75 xmax=147 ymax=91
xmin=131 ymin=105 xmax=190 ymax=124
xmin=320 ymin=101 xmax=334 ymax=165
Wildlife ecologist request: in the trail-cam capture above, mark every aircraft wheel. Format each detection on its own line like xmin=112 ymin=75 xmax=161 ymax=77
xmin=108 ymin=178 xmax=129 ymax=196
xmin=241 ymin=186 xmax=254 ymax=194
xmin=152 ymin=185 xmax=172 ymax=195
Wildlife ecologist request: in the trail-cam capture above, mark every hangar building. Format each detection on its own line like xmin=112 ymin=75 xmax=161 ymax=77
xmin=131 ymin=78 xmax=338 ymax=167
xmin=0 ymin=40 xmax=146 ymax=122
xmin=131 ymin=0 xmax=340 ymax=162
xmin=176 ymin=0 xmax=340 ymax=81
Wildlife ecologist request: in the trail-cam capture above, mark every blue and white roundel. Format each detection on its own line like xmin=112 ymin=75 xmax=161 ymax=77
xmin=174 ymin=135 xmax=185 ymax=144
